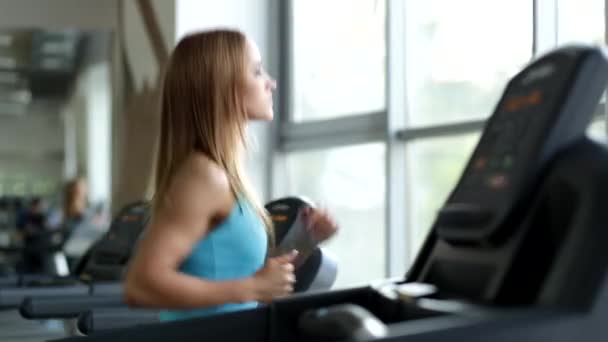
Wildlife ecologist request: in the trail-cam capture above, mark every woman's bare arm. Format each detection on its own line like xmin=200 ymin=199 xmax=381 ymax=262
xmin=123 ymin=156 xmax=256 ymax=309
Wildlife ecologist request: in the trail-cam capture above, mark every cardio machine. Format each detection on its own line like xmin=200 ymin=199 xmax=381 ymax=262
xmin=51 ymin=44 xmax=608 ymax=342
xmin=0 ymin=202 xmax=150 ymax=310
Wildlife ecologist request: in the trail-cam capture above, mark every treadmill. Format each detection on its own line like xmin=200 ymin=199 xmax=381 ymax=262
xmin=51 ymin=44 xmax=608 ymax=342
xmin=0 ymin=201 xmax=150 ymax=310
xmin=0 ymin=216 xmax=76 ymax=286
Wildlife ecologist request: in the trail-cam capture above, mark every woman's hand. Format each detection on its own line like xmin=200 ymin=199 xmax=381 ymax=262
xmin=303 ymin=207 xmax=338 ymax=244
xmin=251 ymin=250 xmax=298 ymax=303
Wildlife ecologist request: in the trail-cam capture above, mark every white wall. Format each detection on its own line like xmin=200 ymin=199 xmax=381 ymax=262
xmin=62 ymin=92 xmax=87 ymax=177
xmin=176 ymin=0 xmax=277 ymax=200
xmin=62 ymin=61 xmax=112 ymax=203
xmin=85 ymin=63 xmax=112 ymax=203
xmin=112 ymin=0 xmax=176 ymax=210
xmin=122 ymin=0 xmax=175 ymax=92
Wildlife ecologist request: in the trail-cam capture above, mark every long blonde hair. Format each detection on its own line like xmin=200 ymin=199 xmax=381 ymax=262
xmin=153 ymin=29 xmax=273 ymax=243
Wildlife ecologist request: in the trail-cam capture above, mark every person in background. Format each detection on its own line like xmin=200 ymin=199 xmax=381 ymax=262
xmin=63 ymin=177 xmax=89 ymax=226
xmin=17 ymin=197 xmax=48 ymax=273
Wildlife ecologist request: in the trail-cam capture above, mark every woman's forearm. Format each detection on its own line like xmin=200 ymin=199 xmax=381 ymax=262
xmin=125 ymin=269 xmax=257 ymax=309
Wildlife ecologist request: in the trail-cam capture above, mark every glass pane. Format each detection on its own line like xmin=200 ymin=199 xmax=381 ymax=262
xmin=292 ymin=0 xmax=386 ymax=122
xmin=276 ymin=143 xmax=386 ymax=288
xmin=558 ymin=0 xmax=605 ymax=44
xmin=587 ymin=118 xmax=607 ymax=144
xmin=405 ymin=1 xmax=533 ymax=126
xmin=407 ymin=134 xmax=480 ymax=257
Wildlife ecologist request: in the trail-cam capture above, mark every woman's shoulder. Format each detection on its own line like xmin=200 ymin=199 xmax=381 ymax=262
xmin=164 ymin=153 xmax=234 ymax=218
xmin=179 ymin=153 xmax=230 ymax=192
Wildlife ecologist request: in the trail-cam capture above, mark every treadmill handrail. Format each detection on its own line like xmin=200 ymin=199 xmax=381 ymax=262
xmin=0 ymin=284 xmax=89 ymax=308
xmin=20 ymin=294 xmax=127 ymax=319
xmin=77 ymin=307 xmax=160 ymax=335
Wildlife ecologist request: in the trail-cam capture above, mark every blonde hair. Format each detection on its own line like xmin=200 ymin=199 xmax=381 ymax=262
xmin=153 ymin=29 xmax=273 ymax=243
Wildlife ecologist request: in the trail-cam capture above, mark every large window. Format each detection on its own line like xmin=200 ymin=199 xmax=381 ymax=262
xmin=404 ymin=0 xmax=533 ymax=126
xmin=0 ymin=175 xmax=59 ymax=197
xmin=407 ymin=133 xmax=480 ymax=254
xmin=279 ymin=0 xmax=608 ymax=289
xmin=275 ymin=143 xmax=386 ymax=288
xmin=557 ymin=0 xmax=605 ymax=45
xmin=291 ymin=0 xmax=386 ymax=121
xmin=588 ymin=119 xmax=607 ymax=144
xmin=401 ymin=0 xmax=533 ymax=259
xmin=0 ymin=160 xmax=61 ymax=198
xmin=558 ymin=0 xmax=607 ymax=145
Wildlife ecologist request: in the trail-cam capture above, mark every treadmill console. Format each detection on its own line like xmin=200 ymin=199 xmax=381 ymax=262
xmin=435 ymin=45 xmax=608 ymax=244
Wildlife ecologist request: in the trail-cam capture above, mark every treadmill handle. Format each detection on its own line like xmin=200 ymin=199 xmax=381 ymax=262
xmin=20 ymin=294 xmax=127 ymax=319
xmin=77 ymin=307 xmax=160 ymax=335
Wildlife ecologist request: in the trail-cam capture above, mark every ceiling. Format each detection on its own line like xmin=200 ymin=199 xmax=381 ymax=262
xmin=0 ymin=29 xmax=84 ymax=115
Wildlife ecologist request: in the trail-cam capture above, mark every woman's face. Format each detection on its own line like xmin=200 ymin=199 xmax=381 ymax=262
xmin=242 ymin=38 xmax=277 ymax=121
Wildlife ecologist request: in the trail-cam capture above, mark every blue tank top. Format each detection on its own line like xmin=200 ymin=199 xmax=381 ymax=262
xmin=159 ymin=196 xmax=268 ymax=321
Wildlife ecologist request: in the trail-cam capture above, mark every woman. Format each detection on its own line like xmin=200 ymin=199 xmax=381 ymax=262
xmin=63 ymin=177 xmax=88 ymax=224
xmin=124 ymin=29 xmax=338 ymax=321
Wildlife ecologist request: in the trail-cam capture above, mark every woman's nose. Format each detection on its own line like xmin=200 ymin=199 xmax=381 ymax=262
xmin=268 ymin=78 xmax=277 ymax=90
